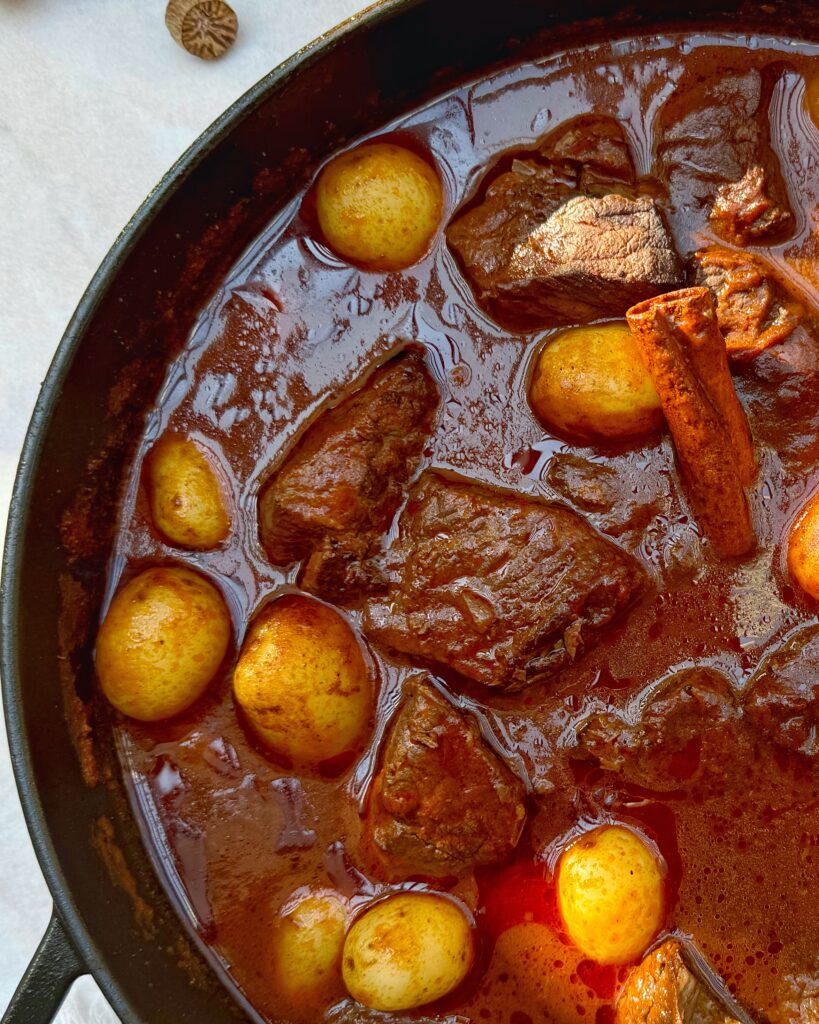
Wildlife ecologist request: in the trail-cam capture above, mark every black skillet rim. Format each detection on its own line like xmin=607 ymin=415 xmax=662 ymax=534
xmin=0 ymin=1 xmax=416 ymax=1019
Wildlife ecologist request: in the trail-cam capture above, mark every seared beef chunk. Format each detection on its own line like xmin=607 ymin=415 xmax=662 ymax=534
xmin=546 ymin=453 xmax=622 ymax=513
xmin=577 ymin=668 xmax=740 ymax=789
xmin=449 ymin=185 xmax=682 ymax=331
xmin=691 ymin=246 xmax=805 ymax=363
xmin=364 ymin=472 xmax=647 ymax=690
xmin=447 ymin=116 xmax=683 ymax=330
xmin=545 ymin=452 xmax=661 ymax=539
xmin=655 ymin=67 xmax=793 ymax=245
xmin=745 ymin=624 xmax=819 ymax=757
xmin=258 ymin=349 xmax=439 ymax=601
xmin=368 ymin=677 xmax=526 ymax=874
xmin=617 ymin=940 xmax=740 ymax=1024
xmin=539 ymin=113 xmax=636 ymax=190
xmin=710 ymin=165 xmax=794 ymax=246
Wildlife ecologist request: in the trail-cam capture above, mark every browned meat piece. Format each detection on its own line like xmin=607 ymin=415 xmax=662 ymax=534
xmin=539 ymin=114 xmax=636 ymax=190
xmin=364 ymin=472 xmax=647 ymax=690
xmin=545 ymin=452 xmax=661 ymax=539
xmin=710 ymin=166 xmax=795 ymax=246
xmin=655 ymin=67 xmax=793 ymax=243
xmin=546 ymin=453 xmax=621 ymax=513
xmin=367 ymin=677 xmax=526 ymax=875
xmin=448 ymin=174 xmax=683 ymax=330
xmin=691 ymin=246 xmax=805 ymax=363
xmin=745 ymin=624 xmax=819 ymax=757
xmin=617 ymin=940 xmax=741 ymax=1024
xmin=258 ymin=349 xmax=439 ymax=600
xmin=576 ymin=668 xmax=740 ymax=789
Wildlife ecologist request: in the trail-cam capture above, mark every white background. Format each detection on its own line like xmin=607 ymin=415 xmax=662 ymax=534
xmin=0 ymin=2 xmax=366 ymax=1019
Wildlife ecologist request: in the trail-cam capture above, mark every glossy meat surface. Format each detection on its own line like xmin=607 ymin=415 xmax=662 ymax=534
xmin=745 ymin=623 xmax=819 ymax=757
xmin=690 ymin=246 xmax=805 ymax=363
xmin=365 ymin=471 xmax=647 ymax=689
xmin=258 ymin=348 xmax=439 ymax=600
xmin=616 ymin=940 xmax=740 ymax=1024
xmin=367 ymin=677 xmax=526 ymax=874
xmin=576 ymin=668 xmax=741 ymax=790
xmin=447 ymin=116 xmax=683 ymax=330
xmin=656 ymin=66 xmax=794 ymax=246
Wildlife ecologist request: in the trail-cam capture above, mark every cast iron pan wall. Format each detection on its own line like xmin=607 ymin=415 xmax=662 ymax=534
xmin=3 ymin=0 xmax=816 ymax=1021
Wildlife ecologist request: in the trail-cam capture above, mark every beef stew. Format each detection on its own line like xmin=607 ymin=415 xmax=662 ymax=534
xmin=94 ymin=30 xmax=819 ymax=1024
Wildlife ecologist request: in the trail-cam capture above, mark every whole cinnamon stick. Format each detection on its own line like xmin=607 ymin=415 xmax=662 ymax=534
xmin=627 ymin=287 xmax=755 ymax=558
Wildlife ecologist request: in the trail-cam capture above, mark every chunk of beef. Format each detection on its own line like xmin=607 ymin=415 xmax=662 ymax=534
xmin=364 ymin=472 xmax=647 ymax=690
xmin=546 ymin=453 xmax=622 ymax=513
xmin=690 ymin=246 xmax=805 ymax=363
xmin=576 ymin=668 xmax=740 ymax=790
xmin=655 ymin=66 xmax=793 ymax=244
xmin=545 ymin=452 xmax=661 ymax=538
xmin=367 ymin=677 xmax=526 ymax=875
xmin=710 ymin=165 xmax=794 ymax=246
xmin=539 ymin=114 xmax=637 ymax=191
xmin=617 ymin=940 xmax=741 ymax=1024
xmin=745 ymin=624 xmax=819 ymax=758
xmin=258 ymin=349 xmax=439 ymax=601
xmin=448 ymin=177 xmax=683 ymax=330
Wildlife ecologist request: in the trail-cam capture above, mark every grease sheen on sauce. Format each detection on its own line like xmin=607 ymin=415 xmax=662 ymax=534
xmin=107 ymin=32 xmax=819 ymax=1024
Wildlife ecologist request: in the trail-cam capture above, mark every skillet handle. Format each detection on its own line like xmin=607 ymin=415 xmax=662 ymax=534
xmin=2 ymin=912 xmax=86 ymax=1023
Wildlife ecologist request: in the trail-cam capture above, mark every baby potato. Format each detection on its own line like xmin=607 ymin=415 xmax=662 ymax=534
xmin=96 ymin=566 xmax=231 ymax=721
xmin=233 ymin=595 xmax=371 ymax=765
xmin=316 ymin=141 xmax=443 ymax=270
xmin=145 ymin=435 xmax=230 ymax=549
xmin=342 ymin=892 xmax=473 ymax=1011
xmin=271 ymin=890 xmax=348 ymax=1008
xmin=529 ymin=321 xmax=664 ymax=441
xmin=557 ymin=824 xmax=664 ymax=965
xmin=788 ymin=490 xmax=819 ymax=600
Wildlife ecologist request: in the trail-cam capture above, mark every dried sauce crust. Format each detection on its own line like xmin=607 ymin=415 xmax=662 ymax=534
xmin=258 ymin=348 xmax=439 ymax=601
xmin=367 ymin=677 xmax=526 ymax=875
xmin=364 ymin=471 xmax=648 ymax=690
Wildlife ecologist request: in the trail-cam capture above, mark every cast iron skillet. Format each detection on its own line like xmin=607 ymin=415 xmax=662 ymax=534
xmin=2 ymin=0 xmax=817 ymax=1020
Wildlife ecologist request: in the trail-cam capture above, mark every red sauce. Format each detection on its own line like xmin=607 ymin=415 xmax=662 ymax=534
xmin=105 ymin=31 xmax=819 ymax=1024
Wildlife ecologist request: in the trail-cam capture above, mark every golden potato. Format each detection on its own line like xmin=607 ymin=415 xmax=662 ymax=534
xmin=145 ymin=435 xmax=230 ymax=549
xmin=529 ymin=321 xmax=664 ymax=441
xmin=96 ymin=566 xmax=231 ymax=721
xmin=557 ymin=824 xmax=664 ymax=965
xmin=316 ymin=141 xmax=443 ymax=270
xmin=271 ymin=890 xmax=348 ymax=1008
xmin=233 ymin=595 xmax=371 ymax=765
xmin=788 ymin=490 xmax=819 ymax=599
xmin=342 ymin=892 xmax=473 ymax=1011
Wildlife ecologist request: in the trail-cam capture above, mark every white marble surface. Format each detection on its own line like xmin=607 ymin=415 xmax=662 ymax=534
xmin=0 ymin=2 xmax=367 ymax=1019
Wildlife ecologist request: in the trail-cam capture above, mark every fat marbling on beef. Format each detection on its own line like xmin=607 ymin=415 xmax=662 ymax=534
xmin=366 ymin=677 xmax=526 ymax=875
xmin=258 ymin=348 xmax=439 ymax=601
xmin=364 ymin=471 xmax=647 ymax=690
